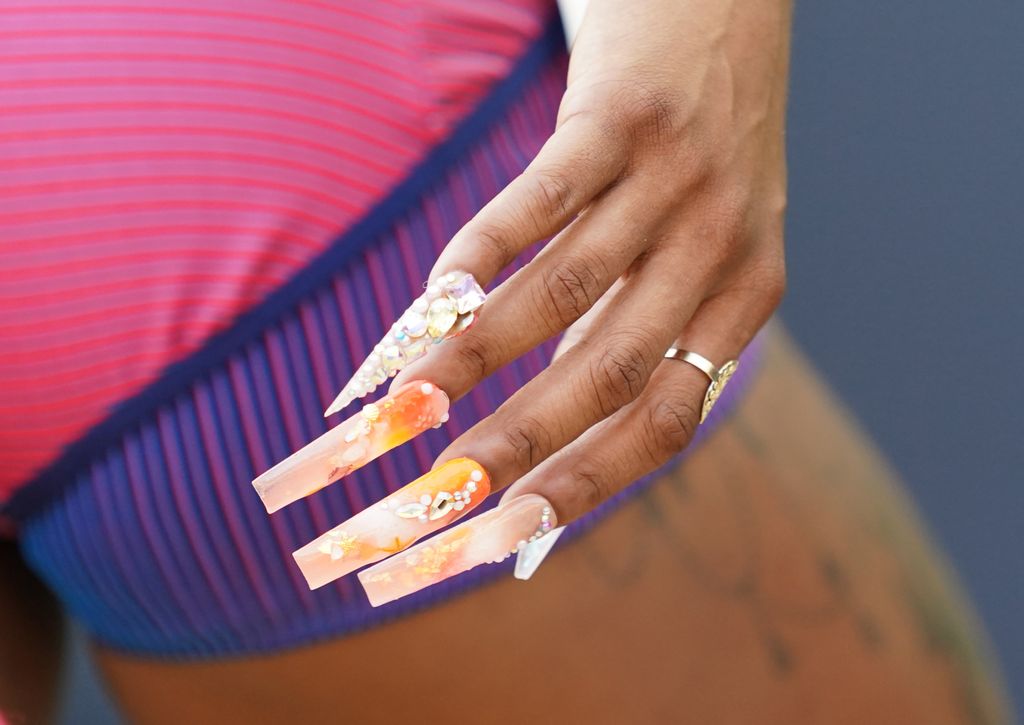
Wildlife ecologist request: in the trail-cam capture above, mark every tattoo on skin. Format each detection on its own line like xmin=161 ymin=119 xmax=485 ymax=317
xmin=634 ymin=444 xmax=882 ymax=676
xmin=572 ymin=341 xmax=1008 ymax=724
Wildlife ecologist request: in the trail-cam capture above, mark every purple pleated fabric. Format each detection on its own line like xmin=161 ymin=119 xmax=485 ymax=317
xmin=14 ymin=22 xmax=763 ymax=657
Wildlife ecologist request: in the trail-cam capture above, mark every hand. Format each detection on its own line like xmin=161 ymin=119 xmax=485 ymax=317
xmin=392 ymin=0 xmax=791 ymax=527
xmin=287 ymin=0 xmax=793 ymax=601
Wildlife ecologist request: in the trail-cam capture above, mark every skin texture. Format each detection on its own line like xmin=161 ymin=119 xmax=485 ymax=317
xmin=391 ymin=0 xmax=792 ymax=533
xmin=94 ymin=330 xmax=1011 ymax=724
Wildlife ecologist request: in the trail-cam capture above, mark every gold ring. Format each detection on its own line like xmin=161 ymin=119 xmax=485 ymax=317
xmin=664 ymin=348 xmax=739 ymax=423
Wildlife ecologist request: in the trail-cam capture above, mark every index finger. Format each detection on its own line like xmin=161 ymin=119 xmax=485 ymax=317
xmin=430 ymin=112 xmax=625 ymax=285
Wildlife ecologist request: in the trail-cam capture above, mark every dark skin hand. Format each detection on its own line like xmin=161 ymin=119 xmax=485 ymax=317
xmin=393 ymin=0 xmax=791 ymax=528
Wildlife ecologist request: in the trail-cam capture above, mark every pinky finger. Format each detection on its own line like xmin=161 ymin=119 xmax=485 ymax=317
xmin=504 ymin=287 xmax=775 ymax=577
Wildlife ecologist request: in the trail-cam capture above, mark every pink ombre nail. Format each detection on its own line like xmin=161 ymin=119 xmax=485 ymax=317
xmin=358 ymin=494 xmax=556 ymax=607
xmin=293 ymin=458 xmax=491 ymax=589
xmin=252 ymin=380 xmax=448 ymax=513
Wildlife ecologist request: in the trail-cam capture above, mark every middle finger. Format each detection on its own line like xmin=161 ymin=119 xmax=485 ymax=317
xmin=433 ymin=244 xmax=705 ymax=491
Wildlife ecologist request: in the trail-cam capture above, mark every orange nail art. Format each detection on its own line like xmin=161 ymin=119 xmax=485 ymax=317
xmin=358 ymin=494 xmax=555 ymax=606
xmin=252 ymin=380 xmax=449 ymax=513
xmin=293 ymin=458 xmax=491 ymax=589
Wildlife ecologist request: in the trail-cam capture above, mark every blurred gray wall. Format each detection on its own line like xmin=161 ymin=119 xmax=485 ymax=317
xmin=58 ymin=1 xmax=1022 ymax=721
xmin=782 ymin=0 xmax=1023 ymax=711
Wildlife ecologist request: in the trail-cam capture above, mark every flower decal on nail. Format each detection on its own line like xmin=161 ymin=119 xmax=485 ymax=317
xmin=317 ymin=530 xmax=358 ymax=561
xmin=357 ymin=495 xmax=556 ymax=606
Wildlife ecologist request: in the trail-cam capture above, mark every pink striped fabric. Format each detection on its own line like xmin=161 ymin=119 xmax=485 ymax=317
xmin=0 ymin=0 xmax=553 ymax=504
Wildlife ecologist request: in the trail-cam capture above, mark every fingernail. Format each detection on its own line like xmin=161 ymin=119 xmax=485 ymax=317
xmin=514 ymin=525 xmax=566 ymax=580
xmin=293 ymin=458 xmax=491 ymax=589
xmin=323 ymin=270 xmax=486 ymax=416
xmin=252 ymin=380 xmax=449 ymax=513
xmin=358 ymin=494 xmax=556 ymax=607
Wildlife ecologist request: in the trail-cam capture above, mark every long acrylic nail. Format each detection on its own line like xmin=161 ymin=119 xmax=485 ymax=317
xmin=293 ymin=458 xmax=491 ymax=589
xmin=358 ymin=494 xmax=556 ymax=607
xmin=514 ymin=525 xmax=566 ymax=580
xmin=323 ymin=270 xmax=486 ymax=416
xmin=252 ymin=380 xmax=449 ymax=513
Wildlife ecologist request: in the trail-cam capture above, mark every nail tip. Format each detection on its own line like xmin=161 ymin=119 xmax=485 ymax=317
xmin=250 ymin=483 xmax=274 ymax=513
xmin=324 ymin=387 xmax=360 ymax=417
xmin=513 ymin=526 xmax=565 ymax=580
xmin=356 ymin=572 xmax=388 ymax=607
xmin=293 ymin=553 xmax=328 ymax=591
xmin=322 ymin=400 xmax=343 ymax=418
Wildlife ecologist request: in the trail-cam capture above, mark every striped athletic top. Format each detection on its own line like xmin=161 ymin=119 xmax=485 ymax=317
xmin=0 ymin=3 xmax=762 ymax=655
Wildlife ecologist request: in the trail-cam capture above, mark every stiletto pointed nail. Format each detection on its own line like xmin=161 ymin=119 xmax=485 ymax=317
xmin=323 ymin=270 xmax=486 ymax=416
xmin=358 ymin=494 xmax=556 ymax=607
xmin=252 ymin=380 xmax=449 ymax=513
xmin=293 ymin=458 xmax=491 ymax=589
xmin=514 ymin=525 xmax=565 ymax=580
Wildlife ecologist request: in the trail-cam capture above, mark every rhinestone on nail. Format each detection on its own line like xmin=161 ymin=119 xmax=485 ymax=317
xmin=325 ymin=271 xmax=487 ymax=413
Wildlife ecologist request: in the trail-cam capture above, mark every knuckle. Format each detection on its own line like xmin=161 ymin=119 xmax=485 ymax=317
xmin=526 ymin=167 xmax=575 ymax=221
xmin=672 ymin=128 xmax=718 ymax=190
xmin=502 ymin=416 xmax=553 ymax=472
xmin=589 ymin=327 xmax=659 ymax=413
xmin=559 ymin=93 xmax=626 ymax=145
xmin=540 ymin=254 xmax=605 ymax=327
xmin=616 ymin=82 xmax=685 ymax=141
xmin=716 ymin=189 xmax=750 ymax=231
xmin=452 ymin=332 xmax=493 ymax=382
xmin=709 ymin=190 xmax=750 ymax=243
xmin=691 ymin=190 xmax=751 ymax=272
xmin=741 ymin=254 xmax=788 ymax=313
xmin=473 ymin=222 xmax=519 ymax=268
xmin=645 ymin=393 xmax=700 ymax=459
xmin=571 ymin=467 xmax=611 ymax=510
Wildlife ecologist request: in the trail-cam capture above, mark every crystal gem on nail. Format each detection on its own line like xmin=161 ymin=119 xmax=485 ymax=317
xmin=324 ymin=271 xmax=486 ymax=414
xmin=426 ymin=297 xmax=458 ymax=338
xmin=445 ymin=275 xmax=487 ymax=315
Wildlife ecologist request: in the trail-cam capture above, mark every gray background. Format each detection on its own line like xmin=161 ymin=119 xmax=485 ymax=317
xmin=57 ymin=1 xmax=1023 ymax=721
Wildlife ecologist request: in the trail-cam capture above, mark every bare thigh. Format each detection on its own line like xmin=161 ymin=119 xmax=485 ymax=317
xmin=97 ymin=328 xmax=1011 ymax=725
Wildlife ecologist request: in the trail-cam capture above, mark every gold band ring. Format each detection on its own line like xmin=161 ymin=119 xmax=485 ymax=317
xmin=664 ymin=348 xmax=739 ymax=423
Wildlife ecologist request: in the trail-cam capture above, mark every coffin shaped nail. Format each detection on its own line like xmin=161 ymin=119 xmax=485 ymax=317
xmin=252 ymin=381 xmax=449 ymax=513
xmin=293 ymin=458 xmax=491 ymax=589
xmin=514 ymin=525 xmax=566 ymax=580
xmin=323 ymin=270 xmax=486 ymax=416
xmin=358 ymin=494 xmax=556 ymax=607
